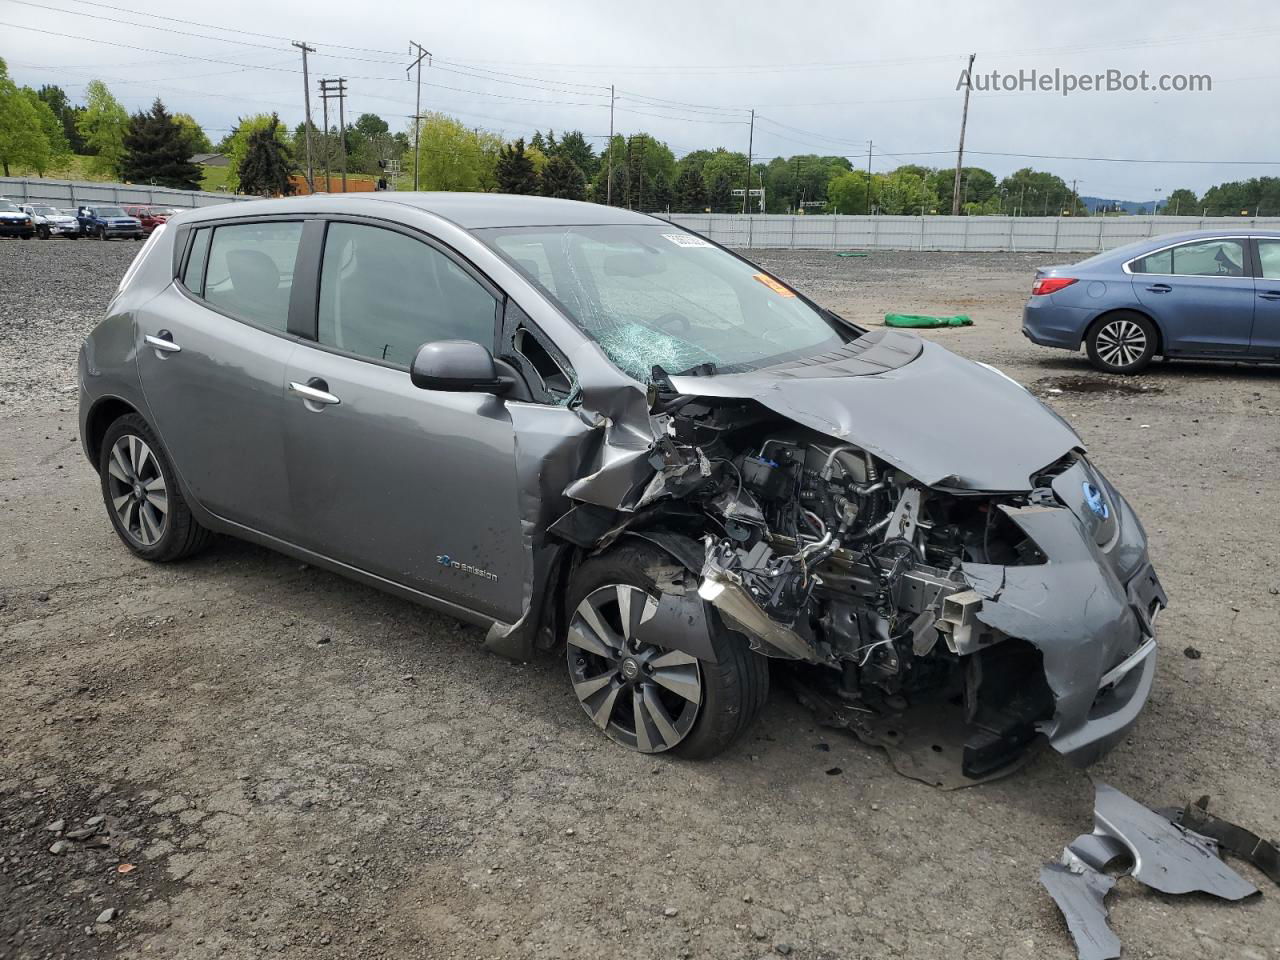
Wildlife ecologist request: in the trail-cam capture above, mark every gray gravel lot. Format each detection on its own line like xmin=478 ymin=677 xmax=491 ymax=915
xmin=1 ymin=238 xmax=1278 ymax=960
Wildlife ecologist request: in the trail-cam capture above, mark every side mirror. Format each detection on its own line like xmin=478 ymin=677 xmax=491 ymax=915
xmin=410 ymin=340 xmax=510 ymax=394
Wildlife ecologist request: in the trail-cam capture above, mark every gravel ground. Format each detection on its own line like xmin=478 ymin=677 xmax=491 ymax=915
xmin=2 ymin=238 xmax=1278 ymax=960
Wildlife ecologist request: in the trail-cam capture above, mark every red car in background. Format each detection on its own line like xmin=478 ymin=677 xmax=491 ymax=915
xmin=123 ymin=205 xmax=179 ymax=235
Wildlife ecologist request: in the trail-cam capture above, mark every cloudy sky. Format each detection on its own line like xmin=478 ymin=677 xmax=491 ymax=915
xmin=4 ymin=0 xmax=1277 ymax=200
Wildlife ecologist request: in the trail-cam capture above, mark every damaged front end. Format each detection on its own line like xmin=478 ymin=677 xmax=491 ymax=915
xmin=529 ymin=330 xmax=1166 ymax=780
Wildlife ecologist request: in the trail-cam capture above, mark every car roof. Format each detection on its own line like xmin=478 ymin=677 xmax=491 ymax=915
xmin=182 ymin=192 xmax=660 ymax=229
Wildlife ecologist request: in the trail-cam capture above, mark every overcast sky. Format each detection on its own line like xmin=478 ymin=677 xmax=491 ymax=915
xmin=4 ymin=0 xmax=1278 ymax=200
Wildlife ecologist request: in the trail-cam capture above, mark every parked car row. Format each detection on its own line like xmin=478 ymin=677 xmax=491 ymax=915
xmin=0 ymin=198 xmax=181 ymax=240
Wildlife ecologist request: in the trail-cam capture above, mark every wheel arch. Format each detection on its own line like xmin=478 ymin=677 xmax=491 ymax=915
xmin=84 ymin=396 xmax=142 ymax=469
xmin=1086 ymin=306 xmax=1164 ymax=356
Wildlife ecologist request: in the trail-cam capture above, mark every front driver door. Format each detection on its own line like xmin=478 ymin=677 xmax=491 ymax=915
xmin=1130 ymin=237 xmax=1255 ymax=355
xmin=282 ymin=219 xmax=526 ymax=623
xmin=1250 ymin=238 xmax=1280 ymax=357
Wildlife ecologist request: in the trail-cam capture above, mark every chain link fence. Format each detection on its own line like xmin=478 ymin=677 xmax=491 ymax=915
xmin=653 ymin=213 xmax=1280 ymax=253
xmin=0 ymin=177 xmax=252 ymax=210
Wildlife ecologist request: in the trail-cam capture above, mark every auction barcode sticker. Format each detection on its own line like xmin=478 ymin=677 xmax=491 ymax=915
xmin=663 ymin=233 xmax=713 ymax=248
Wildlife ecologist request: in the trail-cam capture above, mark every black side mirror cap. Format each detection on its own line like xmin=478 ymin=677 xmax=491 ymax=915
xmin=410 ymin=339 xmax=511 ymax=394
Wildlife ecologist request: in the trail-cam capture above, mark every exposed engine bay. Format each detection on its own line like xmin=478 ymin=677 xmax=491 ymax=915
xmin=497 ymin=331 xmax=1167 ymax=783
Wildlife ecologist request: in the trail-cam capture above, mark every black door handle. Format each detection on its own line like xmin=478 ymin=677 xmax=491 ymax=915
xmin=1145 ymin=284 xmax=1172 ymax=293
xmin=1259 ymin=291 xmax=1280 ymax=301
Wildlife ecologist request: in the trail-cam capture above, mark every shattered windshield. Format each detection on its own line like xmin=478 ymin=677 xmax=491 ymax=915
xmin=479 ymin=224 xmax=846 ymax=380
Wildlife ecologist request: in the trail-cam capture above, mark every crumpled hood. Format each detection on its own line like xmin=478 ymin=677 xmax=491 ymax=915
xmin=669 ymin=329 xmax=1082 ymax=492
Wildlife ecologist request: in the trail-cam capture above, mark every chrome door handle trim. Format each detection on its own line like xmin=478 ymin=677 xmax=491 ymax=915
xmin=144 ymin=334 xmax=181 ymax=353
xmin=289 ymin=381 xmax=341 ymax=405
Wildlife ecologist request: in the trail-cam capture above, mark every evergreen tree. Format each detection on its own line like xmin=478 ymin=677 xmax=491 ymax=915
xmin=120 ymin=99 xmax=203 ymax=189
xmin=552 ymin=130 xmax=597 ymax=179
xmin=495 ymin=138 xmax=538 ymax=194
xmin=36 ymin=84 xmax=86 ymax=153
xmin=674 ymin=165 xmax=707 ymax=212
xmin=540 ymin=155 xmax=586 ymax=201
xmin=529 ymin=130 xmax=546 ymax=153
xmin=709 ymin=171 xmax=734 ymax=213
xmin=237 ymin=114 xmax=297 ymax=197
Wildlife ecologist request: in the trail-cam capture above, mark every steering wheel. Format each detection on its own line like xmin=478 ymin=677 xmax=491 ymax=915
xmin=652 ymin=311 xmax=692 ymax=335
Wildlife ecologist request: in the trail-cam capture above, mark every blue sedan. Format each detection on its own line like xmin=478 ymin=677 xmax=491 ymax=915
xmin=1023 ymin=229 xmax=1280 ymax=373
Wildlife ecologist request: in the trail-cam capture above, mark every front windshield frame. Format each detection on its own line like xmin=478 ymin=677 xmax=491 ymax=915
xmin=32 ymin=205 xmax=59 ymax=216
xmin=0 ymin=201 xmax=20 ymax=213
xmin=476 ymin=223 xmax=858 ymax=380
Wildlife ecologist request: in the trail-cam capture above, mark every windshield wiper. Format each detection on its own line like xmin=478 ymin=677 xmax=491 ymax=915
xmin=672 ymin=361 xmax=717 ymax=378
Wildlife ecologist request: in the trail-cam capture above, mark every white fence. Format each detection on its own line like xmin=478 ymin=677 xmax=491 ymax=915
xmin=0 ymin=176 xmax=252 ymax=210
xmin=655 ymin=213 xmax=1280 ymax=253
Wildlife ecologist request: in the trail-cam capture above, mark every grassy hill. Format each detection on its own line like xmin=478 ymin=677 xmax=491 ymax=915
xmin=4 ymin=154 xmax=230 ymax=194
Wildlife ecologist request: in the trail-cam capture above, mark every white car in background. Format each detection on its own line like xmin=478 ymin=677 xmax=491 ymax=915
xmin=20 ymin=203 xmax=82 ymax=239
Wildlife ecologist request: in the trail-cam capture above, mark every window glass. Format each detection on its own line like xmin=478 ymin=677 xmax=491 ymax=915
xmin=202 ymin=222 xmax=303 ymax=331
xmin=481 ymin=224 xmax=843 ymax=379
xmin=1136 ymin=239 xmax=1246 ymax=277
xmin=317 ymin=223 xmax=497 ymax=366
xmin=182 ymin=228 xmax=211 ymax=295
xmin=1257 ymin=240 xmax=1280 ymax=280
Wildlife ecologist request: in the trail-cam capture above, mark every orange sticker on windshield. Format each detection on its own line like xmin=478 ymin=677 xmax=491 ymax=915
xmin=753 ymin=273 xmax=797 ymax=297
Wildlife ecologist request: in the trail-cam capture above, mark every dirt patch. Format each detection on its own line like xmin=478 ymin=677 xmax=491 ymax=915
xmin=1032 ymin=374 xmax=1166 ymax=398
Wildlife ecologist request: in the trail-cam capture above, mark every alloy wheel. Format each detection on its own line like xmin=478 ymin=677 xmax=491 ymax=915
xmin=1095 ymin=319 xmax=1147 ymax=368
xmin=105 ymin=435 xmax=168 ymax=546
xmin=567 ymin=584 xmax=702 ymax=753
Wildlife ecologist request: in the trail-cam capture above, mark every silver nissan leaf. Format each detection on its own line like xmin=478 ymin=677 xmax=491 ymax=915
xmin=78 ymin=193 xmax=1165 ymax=778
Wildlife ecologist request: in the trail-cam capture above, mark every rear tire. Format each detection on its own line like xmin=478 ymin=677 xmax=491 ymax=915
xmin=1086 ymin=311 xmax=1157 ymax=374
xmin=98 ymin=413 xmax=212 ymax=562
xmin=565 ymin=542 xmax=769 ymax=759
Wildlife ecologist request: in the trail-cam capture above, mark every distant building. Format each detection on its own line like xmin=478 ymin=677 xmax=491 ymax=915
xmin=190 ymin=153 xmax=229 ymax=167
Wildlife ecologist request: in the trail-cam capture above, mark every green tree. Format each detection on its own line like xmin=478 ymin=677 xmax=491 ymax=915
xmin=21 ymin=87 xmax=69 ymax=174
xmin=1164 ymin=188 xmax=1198 ymax=216
xmin=877 ymin=168 xmax=938 ymax=215
xmin=529 ymin=130 xmax=547 ymax=153
xmin=1199 ymin=178 xmax=1280 ymax=216
xmin=410 ymin=113 xmax=500 ymax=192
xmin=827 ymin=170 xmax=874 ymax=214
xmin=237 ymin=114 xmax=296 ymax=196
xmin=224 ymin=114 xmax=293 ymax=192
xmin=998 ymin=168 xmax=1083 ymax=216
xmin=931 ymin=166 xmax=997 ymax=213
xmin=77 ymin=79 xmax=129 ymax=176
xmin=120 ymin=99 xmax=203 ymax=189
xmin=540 ymin=154 xmax=586 ymax=200
xmin=673 ymin=164 xmax=707 ymax=212
xmin=172 ymin=113 xmax=212 ymax=155
xmin=0 ymin=59 xmax=50 ymax=176
xmin=552 ymin=130 xmax=597 ymax=179
xmin=708 ymin=171 xmax=734 ymax=213
xmin=496 ymin=138 xmax=539 ymax=194
xmin=36 ymin=84 xmax=86 ymax=153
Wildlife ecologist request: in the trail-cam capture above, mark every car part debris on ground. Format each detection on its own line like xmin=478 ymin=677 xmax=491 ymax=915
xmin=883 ymin=312 xmax=974 ymax=327
xmin=1041 ymin=783 xmax=1274 ymax=960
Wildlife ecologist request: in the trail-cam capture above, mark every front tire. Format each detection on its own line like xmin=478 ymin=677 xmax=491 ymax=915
xmin=98 ymin=414 xmax=212 ymax=562
xmin=565 ymin=543 xmax=769 ymax=759
xmin=38 ymin=226 xmax=50 ymax=240
xmin=1086 ymin=311 xmax=1157 ymax=374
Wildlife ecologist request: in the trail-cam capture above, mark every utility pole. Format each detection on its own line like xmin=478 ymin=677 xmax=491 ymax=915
xmin=864 ymin=140 xmax=873 ymax=215
xmin=742 ymin=108 xmax=754 ymax=215
xmin=1070 ymin=178 xmax=1079 ymax=216
xmin=319 ymin=79 xmax=332 ymax=191
xmin=291 ymin=41 xmax=316 ymax=192
xmin=606 ymin=84 xmax=615 ymax=206
xmin=951 ymin=52 xmax=976 ymax=217
xmin=319 ymin=79 xmax=347 ymax=192
xmin=406 ymin=42 xmax=431 ymax=191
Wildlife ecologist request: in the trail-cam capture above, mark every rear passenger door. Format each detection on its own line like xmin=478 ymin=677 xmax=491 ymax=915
xmin=136 ymin=218 xmax=313 ymax=536
xmin=1130 ymin=238 xmax=1255 ymax=355
xmin=1250 ymin=238 xmax=1280 ymax=357
xmin=281 ymin=219 xmax=527 ymax=622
